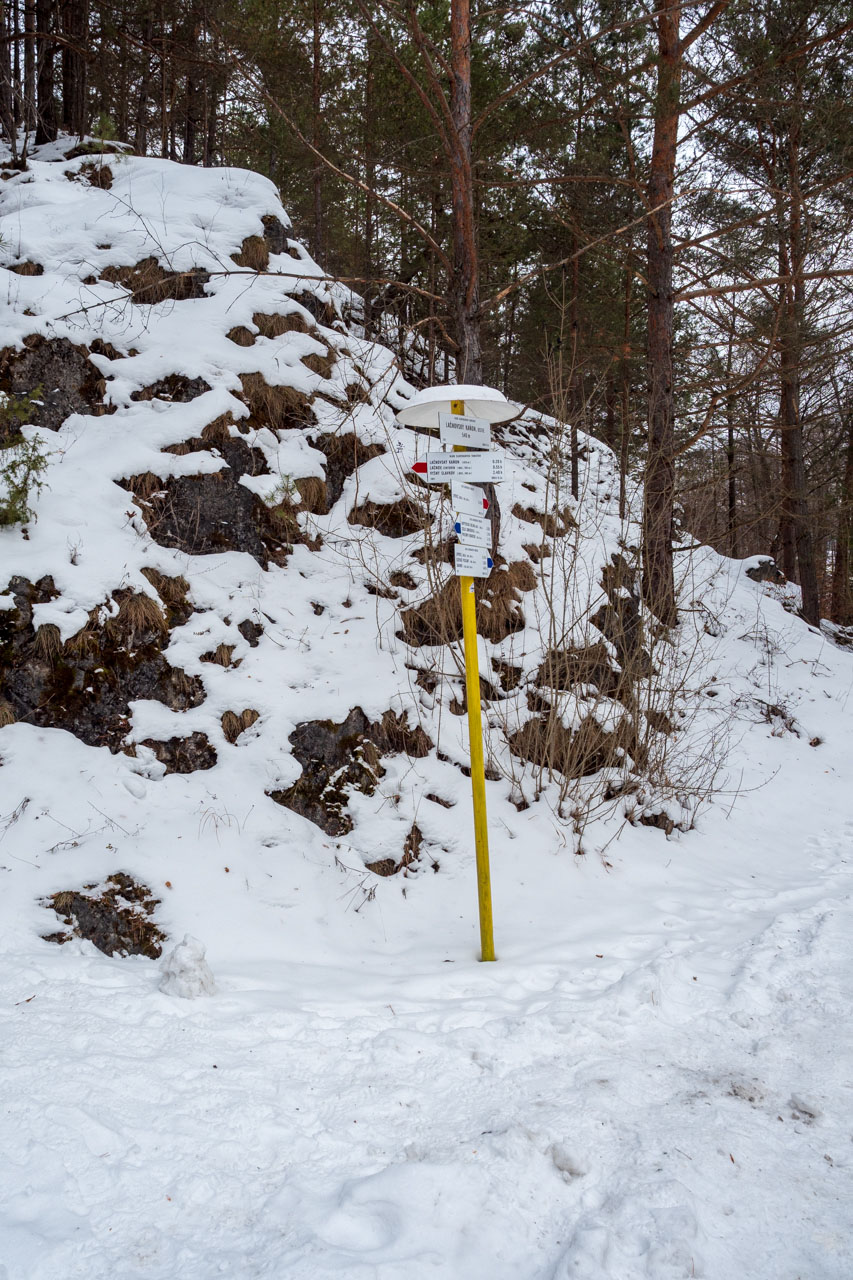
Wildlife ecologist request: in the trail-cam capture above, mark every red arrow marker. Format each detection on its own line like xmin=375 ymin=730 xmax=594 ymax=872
xmin=411 ymin=461 xmax=428 ymax=475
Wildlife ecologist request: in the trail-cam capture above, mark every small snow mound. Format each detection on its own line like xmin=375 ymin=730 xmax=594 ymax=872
xmin=159 ymin=934 xmax=216 ymax=999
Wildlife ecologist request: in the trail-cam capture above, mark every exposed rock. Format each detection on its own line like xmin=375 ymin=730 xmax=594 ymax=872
xmin=0 ymin=576 xmax=204 ymax=753
xmin=42 ymin=873 xmax=165 ymax=958
xmin=261 ymin=214 xmax=289 ymax=256
xmin=745 ymin=557 xmax=786 ymax=584
xmin=237 ymin=619 xmax=263 ymax=647
xmin=0 ymin=335 xmax=108 ymax=431
xmin=121 ymin=462 xmax=296 ymax=566
xmin=139 ymin=732 xmax=217 ymax=774
xmin=132 ymin=374 xmax=211 ymax=403
xmin=269 ymin=707 xmax=431 ymax=836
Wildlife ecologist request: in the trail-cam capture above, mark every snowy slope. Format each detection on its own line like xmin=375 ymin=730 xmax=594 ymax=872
xmin=1 ymin=140 xmax=851 ymax=1280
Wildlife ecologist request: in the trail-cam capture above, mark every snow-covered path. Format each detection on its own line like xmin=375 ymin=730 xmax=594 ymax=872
xmin=4 ymin=815 xmax=850 ymax=1280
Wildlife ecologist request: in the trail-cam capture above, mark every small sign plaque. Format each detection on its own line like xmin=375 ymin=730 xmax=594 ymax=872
xmin=438 ymin=411 xmax=491 ymax=449
xmin=454 ymin=517 xmax=492 ymax=549
xmin=412 ymin=451 xmax=505 ymax=484
xmin=451 ymin=481 xmax=489 ymax=517
xmin=454 ymin=544 xmax=493 ymax=577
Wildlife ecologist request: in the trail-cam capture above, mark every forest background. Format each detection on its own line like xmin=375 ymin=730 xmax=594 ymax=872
xmin=3 ymin=0 xmax=853 ymax=628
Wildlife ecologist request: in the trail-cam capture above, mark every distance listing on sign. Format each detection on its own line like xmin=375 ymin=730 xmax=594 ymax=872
xmin=451 ymin=480 xmax=489 ymax=518
xmin=454 ymin=515 xmax=492 ymax=549
xmin=437 ymin=411 xmax=491 ymax=450
xmin=412 ymin=450 xmax=505 ymax=484
xmin=454 ymin=543 xmax=493 ymax=577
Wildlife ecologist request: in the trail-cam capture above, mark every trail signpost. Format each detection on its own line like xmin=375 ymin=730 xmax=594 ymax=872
xmin=396 ymin=383 xmax=519 ymax=962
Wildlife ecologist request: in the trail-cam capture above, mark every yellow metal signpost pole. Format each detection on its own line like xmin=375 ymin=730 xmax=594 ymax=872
xmin=450 ymin=398 xmax=496 ymax=962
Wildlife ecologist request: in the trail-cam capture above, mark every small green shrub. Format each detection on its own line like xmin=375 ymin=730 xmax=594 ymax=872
xmin=0 ymin=390 xmax=49 ymax=527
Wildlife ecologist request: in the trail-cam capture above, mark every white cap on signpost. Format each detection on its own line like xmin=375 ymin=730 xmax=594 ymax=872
xmin=394 ymin=383 xmax=519 ymax=427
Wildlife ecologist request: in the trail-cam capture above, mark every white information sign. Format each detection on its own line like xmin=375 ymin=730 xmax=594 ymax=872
xmin=454 ymin=516 xmax=492 ymax=549
xmin=438 ymin=411 xmax=492 ymax=450
xmin=451 ymin=480 xmax=489 ymax=518
xmin=420 ymin=451 xmax=505 ymax=484
xmin=454 ymin=544 xmax=493 ymax=578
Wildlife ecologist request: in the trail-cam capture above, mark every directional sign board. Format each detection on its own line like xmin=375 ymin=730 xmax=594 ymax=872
xmin=452 ymin=480 xmax=489 ymax=518
xmin=454 ymin=544 xmax=493 ymax=577
xmin=412 ymin=451 xmax=505 ymax=484
xmin=454 ymin=516 xmax=492 ymax=549
xmin=438 ymin=411 xmax=491 ymax=450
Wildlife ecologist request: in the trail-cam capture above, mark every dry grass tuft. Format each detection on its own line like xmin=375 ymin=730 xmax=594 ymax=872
xmin=295 ymin=475 xmax=328 ymax=514
xmin=222 ymin=708 xmax=260 ymax=743
xmin=0 ymin=699 xmax=17 ymax=727
xmin=202 ymin=643 xmax=236 ymax=667
xmin=8 ymin=260 xmax=44 ymax=276
xmin=34 ymin=623 xmax=62 ymax=663
xmin=231 ymin=235 xmax=270 ymax=271
xmin=124 ymin=471 xmax=164 ymax=500
xmin=301 ymin=350 xmax=336 ymax=379
xmin=200 ymin=414 xmax=234 ymax=447
xmin=400 ymin=560 xmax=535 ymax=647
xmin=101 ymin=256 xmax=209 ymax=305
xmin=238 ymin=373 xmax=315 ymax=433
xmin=108 ymin=592 xmax=168 ymax=644
xmin=348 ymin=497 xmax=425 ymax=538
xmin=140 ymin=566 xmax=190 ymax=606
xmin=253 ymin=311 xmax=316 ymax=339
xmin=226 ymin=326 xmax=256 ymax=347
xmin=512 ymin=502 xmax=575 ymax=537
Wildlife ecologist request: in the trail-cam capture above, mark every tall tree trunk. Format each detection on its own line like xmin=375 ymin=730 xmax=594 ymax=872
xmin=183 ymin=2 xmax=201 ymax=163
xmin=35 ymin=0 xmax=57 ymax=144
xmin=0 ymin=2 xmax=17 ymax=151
xmin=61 ymin=0 xmax=87 ymax=136
xmin=24 ymin=0 xmax=35 ymax=132
xmin=311 ymin=0 xmax=324 ymax=267
xmin=725 ymin=334 xmax=737 ymax=556
xmin=449 ymin=0 xmax=482 ymax=384
xmin=830 ymin=408 xmax=853 ymax=625
xmin=134 ymin=1 xmax=154 ymax=154
xmin=642 ymin=0 xmax=680 ymax=625
xmin=777 ymin=91 xmax=820 ymax=625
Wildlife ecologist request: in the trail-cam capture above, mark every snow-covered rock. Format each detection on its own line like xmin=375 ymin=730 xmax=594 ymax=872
xmin=159 ymin=934 xmax=216 ymax=998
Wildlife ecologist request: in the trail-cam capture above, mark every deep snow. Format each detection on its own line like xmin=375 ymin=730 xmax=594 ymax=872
xmin=1 ymin=139 xmax=851 ymax=1279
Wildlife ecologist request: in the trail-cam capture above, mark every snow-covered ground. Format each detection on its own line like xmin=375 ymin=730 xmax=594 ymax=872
xmin=1 ymin=140 xmax=851 ymax=1279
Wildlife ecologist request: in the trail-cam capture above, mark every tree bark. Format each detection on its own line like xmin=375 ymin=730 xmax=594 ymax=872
xmin=311 ymin=0 xmax=324 ymax=267
xmin=830 ymin=408 xmax=853 ymax=625
xmin=776 ymin=88 xmax=820 ymax=626
xmin=60 ymin=0 xmax=87 ymax=137
xmin=642 ymin=0 xmax=680 ymax=625
xmin=449 ymin=0 xmax=482 ymax=384
xmin=0 ymin=2 xmax=17 ymax=150
xmin=35 ymin=0 xmax=57 ymax=144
